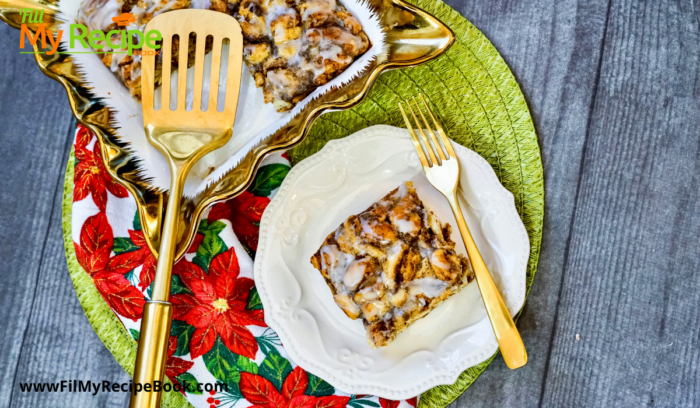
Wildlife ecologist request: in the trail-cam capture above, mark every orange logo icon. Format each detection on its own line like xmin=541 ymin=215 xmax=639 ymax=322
xmin=112 ymin=13 xmax=135 ymax=26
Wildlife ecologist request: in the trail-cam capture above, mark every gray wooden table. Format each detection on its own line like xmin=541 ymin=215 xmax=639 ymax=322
xmin=1 ymin=0 xmax=699 ymax=406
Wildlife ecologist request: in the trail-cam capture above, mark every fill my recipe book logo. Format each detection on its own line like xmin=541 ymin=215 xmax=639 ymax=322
xmin=19 ymin=8 xmax=161 ymax=56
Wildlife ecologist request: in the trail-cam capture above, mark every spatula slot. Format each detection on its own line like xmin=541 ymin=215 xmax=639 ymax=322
xmin=216 ymin=38 xmax=230 ymax=113
xmin=184 ymin=32 xmax=197 ymax=112
xmin=168 ymin=34 xmax=180 ymax=111
xmin=152 ymin=39 xmax=163 ymax=111
xmin=199 ymin=34 xmax=214 ymax=112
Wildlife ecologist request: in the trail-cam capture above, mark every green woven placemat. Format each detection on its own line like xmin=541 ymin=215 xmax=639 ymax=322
xmin=291 ymin=0 xmax=544 ymax=405
xmin=61 ymin=0 xmax=543 ymax=407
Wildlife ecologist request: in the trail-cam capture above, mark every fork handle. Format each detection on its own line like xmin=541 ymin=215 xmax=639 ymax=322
xmin=447 ymin=194 xmax=528 ymax=369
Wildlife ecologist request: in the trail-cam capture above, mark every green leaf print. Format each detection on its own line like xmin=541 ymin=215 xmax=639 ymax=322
xmin=216 ymin=382 xmax=245 ymax=406
xmin=129 ymin=329 xmax=140 ymax=341
xmin=249 ymin=164 xmax=289 ymax=197
xmin=203 ymin=338 xmax=242 ymax=386
xmin=170 ymin=320 xmax=196 ymax=357
xmin=347 ymin=396 xmax=381 ymax=408
xmin=256 ymin=328 xmax=282 ymax=356
xmin=170 ymin=274 xmax=192 ymax=296
xmin=113 ymin=237 xmax=139 ymax=255
xmin=306 ymin=372 xmax=334 ymax=397
xmin=259 ymin=349 xmax=292 ymax=390
xmin=133 ymin=210 xmax=141 ymax=231
xmin=193 ymin=220 xmax=228 ymax=271
xmin=176 ymin=372 xmax=202 ymax=395
xmin=125 ymin=270 xmax=139 ymax=288
xmin=246 ymin=287 xmax=262 ymax=310
xmin=237 ymin=355 xmax=258 ymax=375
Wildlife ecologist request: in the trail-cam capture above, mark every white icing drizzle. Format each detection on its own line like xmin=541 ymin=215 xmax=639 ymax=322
xmin=79 ymin=0 xmax=122 ymax=33
xmin=320 ymin=245 xmax=355 ymax=291
xmin=393 ymin=217 xmax=417 ymax=234
xmin=397 ymin=181 xmax=409 ymax=199
xmin=386 ymin=241 xmax=403 ymax=263
xmin=409 ymin=278 xmax=448 ymax=298
xmin=418 ymin=244 xmax=433 ymax=259
xmin=190 ymin=0 xmax=211 ymax=9
xmin=334 ymin=225 xmax=344 ymax=241
xmin=360 ymin=217 xmax=391 ymax=244
xmin=430 ymin=250 xmax=452 ymax=271
xmin=267 ymin=70 xmax=293 ymax=88
xmin=301 ymin=0 xmax=336 ymax=20
xmin=267 ymin=4 xmax=297 ymax=30
xmin=342 ymin=259 xmax=366 ymax=291
xmin=110 ymin=52 xmax=124 ymax=72
xmin=150 ymin=0 xmax=180 ymax=15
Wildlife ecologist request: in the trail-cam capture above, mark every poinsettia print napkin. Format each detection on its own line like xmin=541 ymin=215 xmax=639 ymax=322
xmin=69 ymin=124 xmax=419 ymax=408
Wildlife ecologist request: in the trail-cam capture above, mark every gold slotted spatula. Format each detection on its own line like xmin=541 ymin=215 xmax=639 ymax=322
xmin=130 ymin=9 xmax=243 ymax=408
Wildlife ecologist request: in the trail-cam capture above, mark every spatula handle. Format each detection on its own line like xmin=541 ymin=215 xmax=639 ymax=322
xmin=130 ymin=163 xmax=186 ymax=407
xmin=130 ymin=301 xmax=173 ymax=408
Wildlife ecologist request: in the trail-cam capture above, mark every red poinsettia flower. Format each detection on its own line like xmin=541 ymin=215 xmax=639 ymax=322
xmin=73 ymin=127 xmax=129 ymax=212
xmin=187 ymin=232 xmax=205 ymax=254
xmin=166 ymin=336 xmax=195 ymax=392
xmin=379 ymin=397 xmax=417 ymax=408
xmin=123 ymin=229 xmax=158 ymax=290
xmin=240 ymin=367 xmax=350 ymax=408
xmin=75 ymin=124 xmax=92 ymax=151
xmin=171 ymin=247 xmax=266 ymax=359
xmin=208 ymin=191 xmax=270 ymax=252
xmin=74 ymin=212 xmax=146 ymax=320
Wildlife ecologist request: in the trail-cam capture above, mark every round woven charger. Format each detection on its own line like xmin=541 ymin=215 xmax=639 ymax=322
xmin=62 ymin=1 xmax=544 ymax=407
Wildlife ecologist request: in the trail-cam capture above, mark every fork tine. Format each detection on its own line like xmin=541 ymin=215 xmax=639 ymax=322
xmin=399 ymin=102 xmax=430 ymax=168
xmin=420 ymin=94 xmax=455 ymax=158
xmin=406 ymin=100 xmax=439 ymax=165
xmin=413 ymin=96 xmax=446 ymax=161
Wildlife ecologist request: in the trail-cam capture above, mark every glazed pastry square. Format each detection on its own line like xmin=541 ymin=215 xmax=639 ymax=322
xmin=78 ymin=0 xmax=371 ymax=112
xmin=310 ymin=182 xmax=475 ymax=348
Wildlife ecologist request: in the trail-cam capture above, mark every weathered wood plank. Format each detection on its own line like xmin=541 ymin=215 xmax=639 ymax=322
xmin=444 ymin=0 xmax=611 ymax=406
xmin=0 ymin=23 xmax=76 ymax=407
xmin=0 ymin=23 xmax=129 ymax=407
xmin=541 ymin=0 xmax=700 ymax=406
xmin=8 ymin=126 xmax=131 ymax=407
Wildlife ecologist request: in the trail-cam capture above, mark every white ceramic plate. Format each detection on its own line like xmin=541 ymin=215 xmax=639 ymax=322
xmin=254 ymin=125 xmax=529 ymax=398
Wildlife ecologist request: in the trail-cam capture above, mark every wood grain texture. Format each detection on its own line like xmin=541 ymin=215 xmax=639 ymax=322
xmin=0 ymin=23 xmax=130 ymax=408
xmin=540 ymin=0 xmax=700 ymax=406
xmin=8 ymin=139 xmax=131 ymax=408
xmin=0 ymin=23 xmax=73 ymax=407
xmin=446 ymin=0 xmax=610 ymax=406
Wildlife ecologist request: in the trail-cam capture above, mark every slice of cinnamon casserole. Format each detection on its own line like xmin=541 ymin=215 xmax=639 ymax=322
xmin=310 ymin=182 xmax=474 ymax=348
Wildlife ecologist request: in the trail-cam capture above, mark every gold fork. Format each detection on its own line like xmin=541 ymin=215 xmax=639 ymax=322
xmin=399 ymin=95 xmax=527 ymax=369
xmin=131 ymin=9 xmax=243 ymax=408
